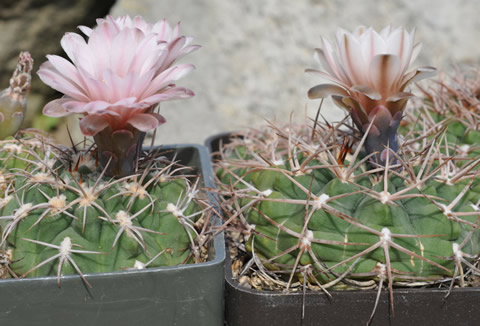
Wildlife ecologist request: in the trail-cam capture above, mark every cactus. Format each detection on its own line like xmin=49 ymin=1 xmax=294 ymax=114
xmin=214 ymin=27 xmax=480 ymax=323
xmin=0 ymin=131 xmax=209 ymax=285
xmin=0 ymin=15 xmax=207 ymax=286
xmin=214 ymin=91 xmax=480 ymax=321
xmin=0 ymin=52 xmax=33 ymax=139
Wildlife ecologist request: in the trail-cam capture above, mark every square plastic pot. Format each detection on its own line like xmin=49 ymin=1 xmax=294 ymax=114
xmin=0 ymin=144 xmax=225 ymax=326
xmin=206 ymin=133 xmax=480 ymax=326
xmin=224 ymin=252 xmax=480 ymax=326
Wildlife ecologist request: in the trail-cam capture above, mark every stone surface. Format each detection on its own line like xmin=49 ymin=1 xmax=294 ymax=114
xmin=110 ymin=0 xmax=480 ymax=145
xmin=0 ymin=0 xmax=116 ymax=128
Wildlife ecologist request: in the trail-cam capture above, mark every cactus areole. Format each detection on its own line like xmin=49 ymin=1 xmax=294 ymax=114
xmin=37 ymin=15 xmax=200 ymax=177
xmin=307 ymin=26 xmax=436 ymax=166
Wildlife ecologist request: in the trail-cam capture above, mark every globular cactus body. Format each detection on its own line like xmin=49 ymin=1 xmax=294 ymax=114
xmin=216 ymin=76 xmax=480 ymax=295
xmin=0 ymin=133 xmax=207 ymax=283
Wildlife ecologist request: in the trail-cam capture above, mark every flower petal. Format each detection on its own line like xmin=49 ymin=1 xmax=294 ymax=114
xmin=127 ymin=113 xmax=164 ymax=131
xmin=110 ymin=28 xmax=137 ymax=77
xmin=337 ymin=31 xmax=367 ymax=85
xmin=307 ymin=84 xmax=349 ymax=99
xmin=79 ymin=114 xmax=110 ymax=136
xmin=386 ymin=91 xmax=414 ymax=102
xmin=399 ymin=66 xmax=437 ymax=89
xmin=350 ymin=85 xmax=381 ymax=100
xmin=42 ymin=98 xmax=72 ymax=117
xmin=369 ymin=54 xmax=402 ymax=96
xmin=141 ymin=64 xmax=195 ymax=98
xmin=37 ymin=62 xmax=90 ymax=102
xmin=78 ymin=25 xmax=93 ymax=37
xmin=142 ymin=87 xmax=194 ymax=104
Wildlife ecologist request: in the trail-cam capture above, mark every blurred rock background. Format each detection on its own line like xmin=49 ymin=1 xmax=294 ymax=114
xmin=0 ymin=0 xmax=115 ymax=141
xmin=1 ymin=0 xmax=479 ymax=144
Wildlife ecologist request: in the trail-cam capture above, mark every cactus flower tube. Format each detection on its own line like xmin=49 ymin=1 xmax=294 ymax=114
xmin=38 ymin=15 xmax=199 ymax=177
xmin=307 ymin=26 xmax=436 ymax=166
xmin=0 ymin=52 xmax=33 ymax=139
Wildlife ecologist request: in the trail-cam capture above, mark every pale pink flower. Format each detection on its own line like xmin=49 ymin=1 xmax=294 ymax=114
xmin=38 ymin=15 xmax=199 ymax=137
xmin=307 ymin=26 xmax=436 ymax=164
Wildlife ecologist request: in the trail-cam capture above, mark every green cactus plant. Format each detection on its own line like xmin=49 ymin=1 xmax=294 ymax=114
xmin=214 ymin=27 xmax=480 ymax=324
xmin=214 ymin=86 xmax=480 ymax=322
xmin=0 ymin=15 xmax=212 ymax=287
xmin=0 ymin=131 xmax=210 ymax=285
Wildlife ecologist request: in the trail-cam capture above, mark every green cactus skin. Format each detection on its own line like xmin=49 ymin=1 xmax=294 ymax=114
xmin=0 ymin=132 xmax=207 ymax=284
xmin=215 ymin=80 xmax=480 ymax=296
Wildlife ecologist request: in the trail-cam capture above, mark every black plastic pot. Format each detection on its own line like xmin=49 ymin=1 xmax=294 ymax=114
xmin=206 ymin=133 xmax=480 ymax=326
xmin=225 ymin=253 xmax=480 ymax=326
xmin=0 ymin=144 xmax=225 ymax=326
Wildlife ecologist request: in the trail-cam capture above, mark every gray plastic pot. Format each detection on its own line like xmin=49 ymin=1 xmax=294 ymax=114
xmin=206 ymin=133 xmax=480 ymax=326
xmin=0 ymin=144 xmax=225 ymax=326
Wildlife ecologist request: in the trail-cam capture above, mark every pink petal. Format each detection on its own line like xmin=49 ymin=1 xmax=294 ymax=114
xmin=110 ymin=28 xmax=137 ymax=77
xmin=82 ymin=101 xmax=112 ymax=114
xmin=379 ymin=25 xmax=394 ymax=38
xmin=112 ymin=97 xmax=139 ymax=107
xmin=142 ymin=87 xmax=194 ymax=104
xmin=368 ymin=54 xmax=402 ymax=96
xmin=307 ymin=84 xmax=349 ymax=99
xmin=172 ymin=22 xmax=181 ymax=39
xmin=46 ymin=55 xmax=86 ymax=92
xmin=78 ymin=25 xmax=92 ymax=37
xmin=76 ymin=66 xmax=110 ymax=101
xmin=409 ymin=43 xmax=422 ymax=66
xmin=385 ymin=28 xmax=413 ymax=72
xmin=63 ymin=100 xmax=87 ymax=113
xmin=102 ymin=69 xmax=136 ymax=102
xmin=132 ymin=70 xmax=156 ymax=97
xmin=43 ymin=98 xmax=72 ymax=117
xmin=160 ymin=36 xmax=187 ymax=69
xmin=37 ymin=62 xmax=90 ymax=102
xmin=79 ymin=115 xmax=110 ymax=136
xmin=386 ymin=92 xmax=414 ymax=102
xmin=130 ymin=33 xmax=163 ymax=74
xmin=313 ymin=48 xmax=337 ymax=79
xmin=60 ymin=33 xmax=94 ymax=74
xmin=350 ymin=85 xmax=381 ymax=100
xmin=320 ymin=38 xmax=350 ymax=83
xmin=86 ymin=25 xmax=112 ymax=73
xmin=360 ymin=27 xmax=386 ymax=62
xmin=305 ymin=68 xmax=344 ymax=85
xmin=338 ymin=32 xmax=367 ymax=85
xmin=399 ymin=66 xmax=437 ymax=89
xmin=153 ymin=19 xmax=171 ymax=40
xmin=127 ymin=113 xmax=163 ymax=131
xmin=142 ymin=64 xmax=195 ymax=98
